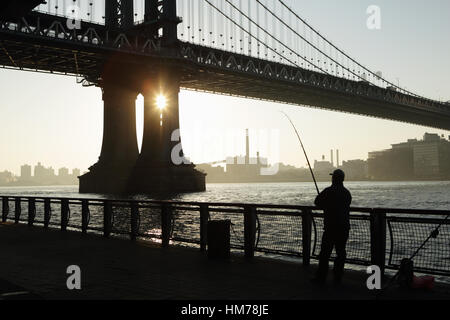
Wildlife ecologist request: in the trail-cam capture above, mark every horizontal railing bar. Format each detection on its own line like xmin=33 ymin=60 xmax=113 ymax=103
xmin=387 ymin=217 xmax=450 ymax=224
xmin=256 ymin=210 xmax=302 ymax=216
xmin=2 ymin=195 xmax=449 ymax=216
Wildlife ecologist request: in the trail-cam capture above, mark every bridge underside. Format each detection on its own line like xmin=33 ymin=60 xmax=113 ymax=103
xmin=0 ymin=0 xmax=44 ymax=19
xmin=0 ymin=33 xmax=449 ymax=131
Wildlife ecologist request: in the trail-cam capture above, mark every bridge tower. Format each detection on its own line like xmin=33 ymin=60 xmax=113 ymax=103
xmin=79 ymin=0 xmax=205 ymax=194
xmin=105 ymin=0 xmax=134 ymax=30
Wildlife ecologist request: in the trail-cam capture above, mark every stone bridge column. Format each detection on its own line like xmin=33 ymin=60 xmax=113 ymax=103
xmin=129 ymin=70 xmax=205 ymax=193
xmin=79 ymin=79 xmax=139 ymax=194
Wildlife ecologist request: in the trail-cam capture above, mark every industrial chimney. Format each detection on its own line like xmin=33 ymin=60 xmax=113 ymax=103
xmin=245 ymin=129 xmax=250 ymax=165
xmin=330 ymin=150 xmax=334 ymax=167
xmin=336 ymin=149 xmax=340 ymax=168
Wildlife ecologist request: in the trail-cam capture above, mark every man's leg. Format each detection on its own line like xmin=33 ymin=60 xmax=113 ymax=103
xmin=315 ymin=230 xmax=334 ymax=282
xmin=333 ymin=229 xmax=349 ymax=283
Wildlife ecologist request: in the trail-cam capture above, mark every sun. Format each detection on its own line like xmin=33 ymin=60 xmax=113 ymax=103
xmin=156 ymin=94 xmax=167 ymax=110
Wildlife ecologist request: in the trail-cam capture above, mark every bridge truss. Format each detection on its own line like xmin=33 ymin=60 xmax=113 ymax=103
xmin=0 ymin=0 xmax=449 ymax=130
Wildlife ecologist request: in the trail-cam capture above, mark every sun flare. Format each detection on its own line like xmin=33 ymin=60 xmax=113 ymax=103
xmin=156 ymin=94 xmax=167 ymax=110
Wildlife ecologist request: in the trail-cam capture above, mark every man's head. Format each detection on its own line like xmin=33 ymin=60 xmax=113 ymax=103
xmin=330 ymin=169 xmax=345 ymax=185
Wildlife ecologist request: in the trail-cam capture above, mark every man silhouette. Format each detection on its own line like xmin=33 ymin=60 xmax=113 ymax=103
xmin=312 ymin=169 xmax=352 ymax=285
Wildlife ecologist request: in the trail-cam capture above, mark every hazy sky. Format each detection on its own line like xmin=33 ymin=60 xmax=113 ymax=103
xmin=1 ymin=0 xmax=449 ymax=175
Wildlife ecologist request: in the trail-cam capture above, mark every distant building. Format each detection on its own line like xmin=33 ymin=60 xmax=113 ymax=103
xmin=0 ymin=171 xmax=13 ymax=185
xmin=368 ymin=133 xmax=450 ymax=180
xmin=225 ymin=129 xmax=268 ymax=180
xmin=314 ymin=155 xmax=334 ymax=173
xmin=58 ymin=167 xmax=70 ymax=177
xmin=20 ymin=164 xmax=32 ymax=181
xmin=34 ymin=162 xmax=56 ymax=184
xmin=340 ymin=160 xmax=368 ymax=180
xmin=72 ymin=169 xmax=81 ymax=177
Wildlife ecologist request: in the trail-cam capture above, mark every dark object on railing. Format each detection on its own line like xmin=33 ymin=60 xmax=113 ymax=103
xmin=161 ymin=204 xmax=173 ymax=247
xmin=44 ymin=198 xmax=51 ymax=228
xmin=14 ymin=198 xmax=21 ymax=224
xmin=61 ymin=199 xmax=69 ymax=231
xmin=81 ymin=200 xmax=90 ymax=234
xmin=103 ymin=201 xmax=112 ymax=237
xmin=398 ymin=258 xmax=414 ymax=289
xmin=207 ymin=220 xmax=231 ymax=259
xmin=370 ymin=209 xmax=386 ymax=274
xmin=27 ymin=198 xmax=36 ymax=227
xmin=200 ymin=204 xmax=209 ymax=252
xmin=130 ymin=202 xmax=139 ymax=241
xmin=2 ymin=196 xmax=9 ymax=222
xmin=302 ymin=209 xmax=312 ymax=266
xmin=244 ymin=206 xmax=257 ymax=258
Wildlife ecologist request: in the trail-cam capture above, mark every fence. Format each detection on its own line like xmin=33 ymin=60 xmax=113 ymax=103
xmin=1 ymin=196 xmax=449 ymax=276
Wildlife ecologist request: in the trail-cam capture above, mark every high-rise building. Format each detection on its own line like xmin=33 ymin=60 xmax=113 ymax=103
xmin=20 ymin=164 xmax=32 ymax=180
xmin=368 ymin=133 xmax=450 ymax=180
xmin=72 ymin=169 xmax=81 ymax=177
xmin=58 ymin=167 xmax=69 ymax=177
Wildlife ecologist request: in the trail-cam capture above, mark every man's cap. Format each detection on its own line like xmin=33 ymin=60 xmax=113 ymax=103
xmin=330 ymin=169 xmax=345 ymax=181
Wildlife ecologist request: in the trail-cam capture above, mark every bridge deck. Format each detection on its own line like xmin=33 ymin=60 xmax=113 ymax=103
xmin=1 ymin=222 xmax=450 ymax=300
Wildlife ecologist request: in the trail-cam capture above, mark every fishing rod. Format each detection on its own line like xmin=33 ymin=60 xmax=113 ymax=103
xmin=379 ymin=211 xmax=450 ymax=295
xmin=280 ymin=111 xmax=320 ymax=195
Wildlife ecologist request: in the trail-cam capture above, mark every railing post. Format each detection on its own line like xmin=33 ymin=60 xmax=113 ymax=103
xmin=103 ymin=201 xmax=112 ymax=238
xmin=302 ymin=209 xmax=312 ymax=267
xmin=244 ymin=205 xmax=257 ymax=258
xmin=130 ymin=202 xmax=139 ymax=241
xmin=370 ymin=209 xmax=387 ymax=275
xmin=44 ymin=199 xmax=51 ymax=228
xmin=28 ymin=198 xmax=36 ymax=227
xmin=161 ymin=203 xmax=173 ymax=248
xmin=61 ymin=199 xmax=69 ymax=231
xmin=200 ymin=204 xmax=209 ymax=252
xmin=81 ymin=200 xmax=89 ymax=234
xmin=14 ymin=197 xmax=21 ymax=224
xmin=2 ymin=196 xmax=9 ymax=222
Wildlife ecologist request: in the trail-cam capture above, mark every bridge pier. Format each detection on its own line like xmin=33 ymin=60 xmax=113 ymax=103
xmin=128 ymin=71 xmax=206 ymax=193
xmin=79 ymin=68 xmax=205 ymax=194
xmin=79 ymin=79 xmax=139 ymax=194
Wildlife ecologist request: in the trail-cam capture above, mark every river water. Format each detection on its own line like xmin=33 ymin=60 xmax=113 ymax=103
xmin=1 ymin=180 xmax=449 ymax=209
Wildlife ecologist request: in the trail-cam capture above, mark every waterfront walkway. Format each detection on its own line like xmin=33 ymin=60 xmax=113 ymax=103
xmin=1 ymin=222 xmax=449 ymax=300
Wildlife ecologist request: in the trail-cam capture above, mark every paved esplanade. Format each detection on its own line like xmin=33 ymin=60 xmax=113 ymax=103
xmin=1 ymin=223 xmax=449 ymax=300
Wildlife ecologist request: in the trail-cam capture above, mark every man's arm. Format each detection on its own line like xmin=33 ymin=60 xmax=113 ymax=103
xmin=314 ymin=188 xmax=329 ymax=208
xmin=346 ymin=189 xmax=352 ymax=207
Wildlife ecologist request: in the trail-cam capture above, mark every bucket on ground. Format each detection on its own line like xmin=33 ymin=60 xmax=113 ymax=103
xmin=207 ymin=220 xmax=231 ymax=259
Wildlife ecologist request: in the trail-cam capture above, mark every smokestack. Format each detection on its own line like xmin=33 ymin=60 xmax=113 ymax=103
xmin=245 ymin=129 xmax=250 ymax=165
xmin=330 ymin=149 xmax=334 ymax=167
xmin=336 ymin=149 xmax=340 ymax=167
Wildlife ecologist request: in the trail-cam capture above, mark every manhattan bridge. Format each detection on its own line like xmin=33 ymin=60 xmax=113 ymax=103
xmin=1 ymin=0 xmax=449 ymax=193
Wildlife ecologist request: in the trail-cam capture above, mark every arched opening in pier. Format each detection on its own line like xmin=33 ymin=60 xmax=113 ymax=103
xmin=136 ymin=93 xmax=144 ymax=153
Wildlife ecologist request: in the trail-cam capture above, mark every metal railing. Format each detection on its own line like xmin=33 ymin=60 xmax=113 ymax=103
xmin=1 ymin=196 xmax=449 ymax=276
